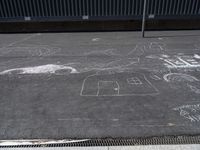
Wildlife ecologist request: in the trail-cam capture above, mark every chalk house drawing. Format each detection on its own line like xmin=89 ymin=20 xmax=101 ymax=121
xmin=173 ymin=104 xmax=200 ymax=122
xmin=80 ymin=72 xmax=159 ymax=96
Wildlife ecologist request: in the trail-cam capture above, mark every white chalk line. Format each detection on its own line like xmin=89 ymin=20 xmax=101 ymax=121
xmin=1 ymin=34 xmax=40 ymax=49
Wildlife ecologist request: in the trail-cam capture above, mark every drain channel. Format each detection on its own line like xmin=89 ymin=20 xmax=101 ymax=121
xmin=1 ymin=135 xmax=200 ymax=148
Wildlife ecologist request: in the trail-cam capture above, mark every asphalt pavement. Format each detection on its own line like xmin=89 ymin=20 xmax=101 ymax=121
xmin=0 ymin=30 xmax=200 ymax=140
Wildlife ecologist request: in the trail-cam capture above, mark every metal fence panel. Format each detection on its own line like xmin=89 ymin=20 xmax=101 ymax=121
xmin=0 ymin=0 xmax=199 ymax=22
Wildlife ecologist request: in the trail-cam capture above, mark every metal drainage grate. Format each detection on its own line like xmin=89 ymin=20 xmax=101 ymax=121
xmin=1 ymin=135 xmax=200 ymax=148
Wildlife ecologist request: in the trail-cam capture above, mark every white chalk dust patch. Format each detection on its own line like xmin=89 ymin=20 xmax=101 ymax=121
xmin=194 ymin=54 xmax=200 ymax=59
xmin=0 ymin=64 xmax=79 ymax=75
xmin=161 ymin=54 xmax=170 ymax=58
xmin=92 ymin=38 xmax=101 ymax=42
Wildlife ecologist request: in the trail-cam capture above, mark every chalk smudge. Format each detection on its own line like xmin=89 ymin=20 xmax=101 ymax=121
xmin=92 ymin=38 xmax=101 ymax=42
xmin=0 ymin=64 xmax=79 ymax=75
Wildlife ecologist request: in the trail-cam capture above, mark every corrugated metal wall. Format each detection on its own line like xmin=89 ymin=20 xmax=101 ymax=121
xmin=0 ymin=0 xmax=199 ymax=22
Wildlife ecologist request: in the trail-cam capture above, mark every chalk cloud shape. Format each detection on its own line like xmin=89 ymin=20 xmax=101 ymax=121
xmin=163 ymin=73 xmax=199 ymax=82
xmin=0 ymin=64 xmax=79 ymax=75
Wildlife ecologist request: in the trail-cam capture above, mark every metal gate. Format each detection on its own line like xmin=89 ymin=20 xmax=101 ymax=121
xmin=0 ymin=0 xmax=199 ymax=22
